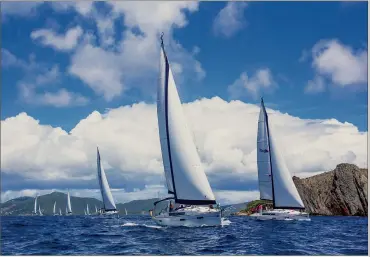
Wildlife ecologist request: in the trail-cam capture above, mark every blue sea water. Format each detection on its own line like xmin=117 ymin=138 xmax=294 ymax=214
xmin=1 ymin=215 xmax=368 ymax=255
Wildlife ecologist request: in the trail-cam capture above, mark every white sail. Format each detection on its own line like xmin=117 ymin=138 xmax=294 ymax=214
xmin=257 ymin=101 xmax=273 ymax=200
xmin=38 ymin=205 xmax=42 ymax=215
xmin=34 ymin=196 xmax=38 ymax=214
xmin=125 ymin=208 xmax=128 ymax=215
xmin=67 ymin=191 xmax=72 ymax=213
xmin=157 ymin=42 xmax=216 ymax=204
xmin=59 ymin=208 xmax=62 ymax=215
xmin=97 ymin=148 xmax=117 ymax=211
xmin=259 ymin=99 xmax=305 ymax=209
xmin=53 ymin=201 xmax=56 ymax=214
xmin=86 ymin=204 xmax=90 ymax=215
xmin=65 ymin=206 xmax=67 ymax=215
xmin=95 ymin=205 xmax=98 ymax=213
xmin=84 ymin=210 xmax=87 ymax=215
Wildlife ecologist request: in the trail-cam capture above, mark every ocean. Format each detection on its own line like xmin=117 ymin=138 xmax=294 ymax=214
xmin=1 ymin=215 xmax=367 ymax=255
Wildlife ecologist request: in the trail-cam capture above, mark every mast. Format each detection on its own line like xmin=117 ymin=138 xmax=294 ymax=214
xmin=157 ymin=33 xmax=216 ymax=205
xmin=260 ymin=98 xmax=305 ymax=210
xmin=261 ymin=98 xmax=276 ymax=207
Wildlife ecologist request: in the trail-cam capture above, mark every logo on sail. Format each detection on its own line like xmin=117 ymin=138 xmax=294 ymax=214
xmin=259 ymin=148 xmax=269 ymax=153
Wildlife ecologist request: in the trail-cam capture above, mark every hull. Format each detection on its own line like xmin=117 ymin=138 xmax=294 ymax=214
xmin=250 ymin=209 xmax=310 ymax=221
xmin=152 ymin=206 xmax=222 ymax=227
xmin=99 ymin=210 xmax=119 ymax=217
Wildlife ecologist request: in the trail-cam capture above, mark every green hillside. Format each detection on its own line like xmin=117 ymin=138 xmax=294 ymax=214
xmin=1 ymin=192 xmax=159 ymax=216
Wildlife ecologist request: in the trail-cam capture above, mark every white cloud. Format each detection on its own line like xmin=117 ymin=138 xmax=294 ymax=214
xmin=213 ymin=2 xmax=248 ymax=38
xmin=304 ymin=75 xmax=325 ymax=94
xmin=31 ymin=26 xmax=83 ymax=51
xmin=305 ymin=39 xmax=368 ymax=93
xmin=1 ymin=98 xmax=367 ymax=200
xmin=228 ymin=69 xmax=276 ymax=99
xmin=67 ymin=2 xmax=205 ymax=101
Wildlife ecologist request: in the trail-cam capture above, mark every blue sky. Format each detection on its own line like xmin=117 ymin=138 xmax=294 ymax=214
xmin=1 ymin=1 xmax=368 ymax=204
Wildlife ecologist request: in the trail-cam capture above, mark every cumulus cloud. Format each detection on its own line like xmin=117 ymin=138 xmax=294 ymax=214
xmin=64 ymin=2 xmax=205 ymax=101
xmin=31 ymin=26 xmax=83 ymax=51
xmin=213 ymin=2 xmax=248 ymax=38
xmin=1 ymin=98 xmax=367 ymax=203
xmin=228 ymin=69 xmax=276 ymax=99
xmin=304 ymin=39 xmax=368 ymax=93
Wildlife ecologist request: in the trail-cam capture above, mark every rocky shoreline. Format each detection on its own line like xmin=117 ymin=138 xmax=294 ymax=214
xmin=235 ymin=163 xmax=368 ymax=217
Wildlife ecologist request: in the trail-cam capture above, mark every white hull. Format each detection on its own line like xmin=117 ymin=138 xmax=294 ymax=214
xmin=152 ymin=206 xmax=221 ymax=227
xmin=250 ymin=209 xmax=310 ymax=221
xmin=99 ymin=210 xmax=119 ymax=216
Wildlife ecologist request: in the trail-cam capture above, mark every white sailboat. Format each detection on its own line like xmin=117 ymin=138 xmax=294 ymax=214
xmin=150 ymin=34 xmax=222 ymax=227
xmin=250 ymin=98 xmax=310 ymax=221
xmin=53 ymin=201 xmax=57 ymax=216
xmin=59 ymin=208 xmax=62 ymax=216
xmin=66 ymin=191 xmax=72 ymax=215
xmin=86 ymin=204 xmax=90 ymax=215
xmin=33 ymin=195 xmax=38 ymax=215
xmin=125 ymin=208 xmax=128 ymax=215
xmin=95 ymin=205 xmax=98 ymax=215
xmin=38 ymin=205 xmax=43 ymax=216
xmin=97 ymin=147 xmax=118 ymax=215
xmin=84 ymin=209 xmax=87 ymax=215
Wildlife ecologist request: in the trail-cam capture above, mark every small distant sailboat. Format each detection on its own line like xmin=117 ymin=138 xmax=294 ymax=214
xmin=86 ymin=204 xmax=90 ymax=215
xmin=59 ymin=208 xmax=62 ymax=216
xmin=53 ymin=201 xmax=57 ymax=216
xmin=151 ymin=34 xmax=221 ymax=227
xmin=97 ymin=147 xmax=118 ymax=215
xmin=250 ymin=98 xmax=310 ymax=221
xmin=95 ymin=205 xmax=98 ymax=215
xmin=66 ymin=191 xmax=72 ymax=215
xmin=125 ymin=208 xmax=128 ymax=215
xmin=33 ymin=195 xmax=38 ymax=215
xmin=38 ymin=205 xmax=43 ymax=216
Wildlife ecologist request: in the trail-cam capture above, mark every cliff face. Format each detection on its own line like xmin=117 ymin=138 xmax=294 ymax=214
xmin=293 ymin=163 xmax=368 ymax=216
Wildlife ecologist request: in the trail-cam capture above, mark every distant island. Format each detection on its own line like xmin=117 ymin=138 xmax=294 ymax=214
xmin=236 ymin=163 xmax=368 ymax=217
xmin=0 ymin=192 xmax=160 ymax=216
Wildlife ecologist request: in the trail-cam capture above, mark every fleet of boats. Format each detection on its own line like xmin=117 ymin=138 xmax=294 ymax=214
xmin=29 ymin=33 xmax=310 ymax=225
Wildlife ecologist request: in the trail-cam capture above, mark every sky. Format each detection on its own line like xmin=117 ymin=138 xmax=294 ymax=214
xmin=1 ymin=1 xmax=368 ymax=204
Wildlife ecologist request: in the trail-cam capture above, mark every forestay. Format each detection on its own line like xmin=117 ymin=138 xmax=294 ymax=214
xmin=157 ymin=38 xmax=216 ymax=205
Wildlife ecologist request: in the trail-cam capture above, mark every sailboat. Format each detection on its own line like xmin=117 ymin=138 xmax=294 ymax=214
xmin=124 ymin=208 xmax=128 ymax=215
xmin=66 ymin=191 xmax=72 ymax=215
xmin=150 ymin=34 xmax=221 ymax=227
xmin=59 ymin=208 xmax=62 ymax=216
xmin=33 ymin=195 xmax=38 ymax=215
xmin=53 ymin=201 xmax=58 ymax=216
xmin=84 ymin=209 xmax=87 ymax=215
xmin=250 ymin=98 xmax=310 ymax=221
xmin=97 ymin=147 xmax=118 ymax=215
xmin=95 ymin=205 xmax=98 ymax=215
xmin=38 ymin=205 xmax=43 ymax=216
xmin=86 ymin=204 xmax=90 ymax=215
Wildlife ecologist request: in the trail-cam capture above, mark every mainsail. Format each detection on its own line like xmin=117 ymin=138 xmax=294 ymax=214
xmin=67 ymin=191 xmax=72 ymax=214
xmin=95 ymin=205 xmax=98 ymax=214
xmin=53 ymin=201 xmax=56 ymax=215
xmin=257 ymin=98 xmax=305 ymax=209
xmin=34 ymin=196 xmax=38 ymax=214
xmin=38 ymin=205 xmax=42 ymax=215
xmin=97 ymin=147 xmax=117 ymax=211
xmin=157 ymin=34 xmax=216 ymax=205
xmin=59 ymin=208 xmax=62 ymax=215
xmin=86 ymin=204 xmax=90 ymax=215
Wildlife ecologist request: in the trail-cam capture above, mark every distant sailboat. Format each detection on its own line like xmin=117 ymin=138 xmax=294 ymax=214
xmin=86 ymin=204 xmax=90 ymax=215
xmin=38 ymin=205 xmax=43 ymax=216
xmin=66 ymin=191 xmax=72 ymax=215
xmin=250 ymin=98 xmax=310 ymax=221
xmin=33 ymin=195 xmax=38 ymax=215
xmin=97 ymin=147 xmax=118 ymax=215
xmin=125 ymin=208 xmax=128 ymax=215
xmin=59 ymin=208 xmax=62 ymax=216
xmin=53 ymin=201 xmax=57 ymax=216
xmin=95 ymin=205 xmax=98 ymax=215
xmin=151 ymin=34 xmax=221 ymax=227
